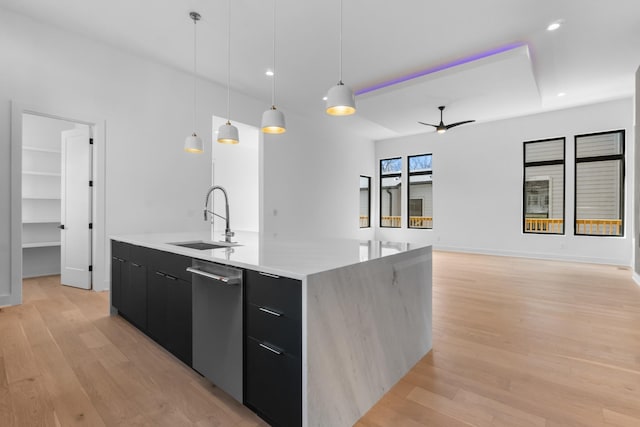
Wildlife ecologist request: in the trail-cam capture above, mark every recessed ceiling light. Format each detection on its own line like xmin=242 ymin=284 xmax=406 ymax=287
xmin=547 ymin=20 xmax=563 ymax=31
xmin=265 ymin=70 xmax=274 ymax=76
xmin=322 ymin=96 xmax=328 ymax=101
xmin=557 ymin=92 xmax=567 ymax=97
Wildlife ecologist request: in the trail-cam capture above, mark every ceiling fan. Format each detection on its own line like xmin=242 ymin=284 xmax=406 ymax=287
xmin=418 ymin=105 xmax=475 ymax=134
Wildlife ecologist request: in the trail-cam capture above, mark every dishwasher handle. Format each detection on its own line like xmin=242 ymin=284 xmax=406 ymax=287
xmin=186 ymin=267 xmax=241 ymax=285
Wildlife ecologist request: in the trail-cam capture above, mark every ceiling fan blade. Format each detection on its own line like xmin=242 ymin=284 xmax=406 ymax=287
xmin=418 ymin=121 xmax=438 ymax=128
xmin=445 ymin=120 xmax=475 ymax=130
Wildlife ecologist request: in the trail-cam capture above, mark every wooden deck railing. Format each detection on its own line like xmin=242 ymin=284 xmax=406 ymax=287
xmin=379 ymin=216 xmax=433 ymax=228
xmin=359 ymin=216 xmax=369 ymax=227
xmin=524 ymin=218 xmax=564 ymax=233
xmin=576 ymin=219 xmax=622 ymax=236
xmin=381 ymin=216 xmax=402 ymax=227
xmin=409 ymin=216 xmax=433 ymax=228
xmin=525 ymin=218 xmax=622 ymax=235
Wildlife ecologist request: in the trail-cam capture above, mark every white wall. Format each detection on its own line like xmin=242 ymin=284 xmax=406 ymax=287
xmin=211 ymin=117 xmax=260 ymax=236
xmin=261 ymin=111 xmax=376 ymax=240
xmin=376 ymin=98 xmax=634 ymax=266
xmin=0 ymin=8 xmax=266 ymax=303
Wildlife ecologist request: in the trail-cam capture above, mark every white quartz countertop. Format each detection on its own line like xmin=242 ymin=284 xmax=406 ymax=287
xmin=110 ymin=231 xmax=429 ymax=280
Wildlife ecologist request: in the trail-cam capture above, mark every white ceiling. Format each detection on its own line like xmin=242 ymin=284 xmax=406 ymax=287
xmin=2 ymin=0 xmax=639 ymax=140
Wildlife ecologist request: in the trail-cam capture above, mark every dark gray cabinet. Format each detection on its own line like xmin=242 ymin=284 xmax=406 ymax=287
xmin=110 ymin=240 xmax=128 ymax=311
xmin=146 ymin=248 xmax=193 ymax=366
xmin=110 ymin=241 xmax=192 ymax=367
xmin=244 ymin=270 xmax=302 ymax=427
xmin=111 ymin=241 xmax=147 ymax=329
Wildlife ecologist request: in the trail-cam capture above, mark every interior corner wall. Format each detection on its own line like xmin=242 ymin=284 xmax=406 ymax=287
xmin=261 ymin=112 xmax=376 ymax=241
xmin=634 ymin=66 xmax=640 ymax=278
xmin=0 ymin=8 xmax=266 ymax=300
xmin=375 ymin=98 xmax=634 ymax=266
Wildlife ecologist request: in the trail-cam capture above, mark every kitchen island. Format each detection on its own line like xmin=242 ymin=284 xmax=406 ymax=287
xmin=110 ymin=231 xmax=432 ymax=427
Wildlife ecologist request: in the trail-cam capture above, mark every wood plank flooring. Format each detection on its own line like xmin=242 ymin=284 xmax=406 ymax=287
xmin=0 ymin=275 xmax=267 ymax=426
xmin=357 ymin=252 xmax=640 ymax=427
xmin=1 ymin=251 xmax=639 ymax=426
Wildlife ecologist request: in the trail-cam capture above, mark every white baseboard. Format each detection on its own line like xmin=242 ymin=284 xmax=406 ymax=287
xmin=632 ymin=271 xmax=640 ymax=287
xmin=432 ymin=244 xmax=630 ymax=267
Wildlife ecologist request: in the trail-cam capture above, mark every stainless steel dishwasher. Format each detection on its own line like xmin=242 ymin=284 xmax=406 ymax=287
xmin=188 ymin=259 xmax=243 ymax=402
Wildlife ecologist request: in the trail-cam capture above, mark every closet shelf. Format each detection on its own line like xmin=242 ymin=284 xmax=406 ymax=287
xmin=23 ymin=171 xmax=62 ymax=177
xmin=23 ymin=146 xmax=62 ymax=154
xmin=22 ymin=242 xmax=61 ymax=249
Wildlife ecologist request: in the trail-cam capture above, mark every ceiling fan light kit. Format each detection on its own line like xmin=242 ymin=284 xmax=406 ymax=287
xmin=418 ymin=105 xmax=475 ymax=134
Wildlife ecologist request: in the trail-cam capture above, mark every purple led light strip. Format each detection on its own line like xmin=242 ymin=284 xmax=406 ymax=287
xmin=354 ymin=42 xmax=527 ymax=96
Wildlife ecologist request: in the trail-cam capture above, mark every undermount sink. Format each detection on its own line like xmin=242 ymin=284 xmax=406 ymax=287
xmin=169 ymin=241 xmax=239 ymax=250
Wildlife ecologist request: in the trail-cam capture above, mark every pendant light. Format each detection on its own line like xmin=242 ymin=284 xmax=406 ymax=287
xmin=261 ymin=0 xmax=286 ymax=134
xmin=184 ymin=11 xmax=204 ymax=153
xmin=325 ymin=0 xmax=355 ymax=116
xmin=217 ymin=0 xmax=239 ymax=144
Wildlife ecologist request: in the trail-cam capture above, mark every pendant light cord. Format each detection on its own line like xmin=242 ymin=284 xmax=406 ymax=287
xmin=339 ymin=0 xmax=343 ymax=83
xmin=226 ymin=0 xmax=231 ymax=122
xmin=271 ymin=0 xmax=276 ymax=107
xmin=192 ymin=15 xmax=197 ymax=132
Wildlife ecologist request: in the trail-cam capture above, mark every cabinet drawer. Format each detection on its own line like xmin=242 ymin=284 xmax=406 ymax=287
xmin=129 ymin=244 xmax=149 ymax=266
xmin=246 ymin=303 xmax=301 ymax=358
xmin=111 ymin=240 xmax=130 ymax=260
xmin=148 ymin=248 xmax=192 ymax=282
xmin=245 ymin=336 xmax=301 ymax=427
xmin=245 ymin=270 xmax=301 ymax=321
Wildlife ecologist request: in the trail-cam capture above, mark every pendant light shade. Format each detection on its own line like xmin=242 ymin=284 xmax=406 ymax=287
xmin=217 ymin=121 xmax=239 ymax=144
xmin=326 ymin=82 xmax=355 ymax=116
xmin=184 ymin=11 xmax=204 ymax=153
xmin=184 ymin=133 xmax=204 ymax=152
xmin=262 ymin=0 xmax=286 ymax=134
xmin=261 ymin=107 xmax=286 ymax=134
xmin=326 ymin=0 xmax=356 ymax=116
xmin=217 ymin=0 xmax=239 ymax=144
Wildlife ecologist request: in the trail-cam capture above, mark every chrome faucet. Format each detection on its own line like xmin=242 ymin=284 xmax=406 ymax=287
xmin=204 ymin=185 xmax=235 ymax=243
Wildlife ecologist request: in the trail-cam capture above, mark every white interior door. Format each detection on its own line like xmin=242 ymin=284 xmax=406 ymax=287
xmin=61 ymin=127 xmax=92 ymax=289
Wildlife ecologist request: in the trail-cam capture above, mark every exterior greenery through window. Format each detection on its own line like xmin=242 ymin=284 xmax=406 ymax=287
xmin=574 ymin=130 xmax=624 ymax=237
xmin=523 ymin=138 xmax=565 ymax=234
xmin=408 ymin=154 xmax=433 ymax=229
xmin=359 ymin=176 xmax=371 ymax=228
xmin=380 ymin=158 xmax=402 ymax=228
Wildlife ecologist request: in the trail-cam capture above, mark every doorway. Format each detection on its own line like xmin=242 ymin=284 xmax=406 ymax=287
xmin=10 ymin=103 xmax=107 ymax=306
xmin=21 ymin=113 xmax=94 ymax=289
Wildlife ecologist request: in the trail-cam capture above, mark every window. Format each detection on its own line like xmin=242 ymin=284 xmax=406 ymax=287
xmin=408 ymin=154 xmax=433 ymax=229
xmin=380 ymin=157 xmax=402 ymax=228
xmin=523 ymin=138 xmax=565 ymax=234
xmin=575 ymin=130 xmax=624 ymax=236
xmin=359 ymin=176 xmax=371 ymax=228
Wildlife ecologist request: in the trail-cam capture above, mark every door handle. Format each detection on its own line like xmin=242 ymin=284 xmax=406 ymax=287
xmin=58 ymin=224 xmax=65 ymax=230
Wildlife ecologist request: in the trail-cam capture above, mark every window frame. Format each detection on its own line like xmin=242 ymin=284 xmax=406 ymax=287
xmin=522 ymin=137 xmax=566 ymax=235
xmin=379 ymin=157 xmax=402 ymax=228
xmin=407 ymin=153 xmax=433 ymax=230
xmin=359 ymin=175 xmax=371 ymax=228
xmin=573 ymin=129 xmax=625 ymax=237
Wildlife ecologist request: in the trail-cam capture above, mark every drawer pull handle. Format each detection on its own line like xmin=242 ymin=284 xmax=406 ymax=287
xmin=155 ymin=271 xmax=166 ymax=277
xmin=258 ymin=271 xmax=280 ymax=279
xmin=131 ymin=262 xmax=141 ymax=267
xmin=259 ymin=342 xmax=282 ymax=355
xmin=165 ymin=274 xmax=177 ymax=281
xmin=259 ymin=307 xmax=282 ymax=317
xmin=113 ymin=257 xmax=124 ymax=262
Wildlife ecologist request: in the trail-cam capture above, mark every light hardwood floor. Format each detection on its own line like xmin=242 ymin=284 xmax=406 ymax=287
xmin=2 ymin=252 xmax=639 ymax=426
